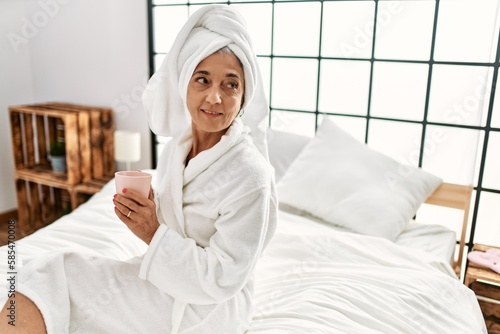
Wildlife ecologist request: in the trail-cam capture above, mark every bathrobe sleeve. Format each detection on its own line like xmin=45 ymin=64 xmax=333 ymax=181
xmin=139 ymin=184 xmax=277 ymax=305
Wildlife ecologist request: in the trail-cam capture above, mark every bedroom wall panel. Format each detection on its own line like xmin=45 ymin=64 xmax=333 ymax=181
xmin=474 ymin=192 xmax=500 ymax=247
xmin=370 ymin=62 xmax=429 ymax=121
xmin=427 ymin=64 xmax=492 ymax=126
xmin=270 ymin=111 xmax=316 ymax=138
xmin=322 ymin=116 xmax=367 ymax=144
xmin=22 ymin=0 xmax=150 ymax=171
xmin=493 ymin=79 xmax=500 ymax=127
xmin=367 ymin=120 xmax=422 ymax=165
xmin=318 ymin=60 xmax=371 ymax=116
xmin=321 ymin=1 xmax=375 ymax=59
xmin=152 ymin=5 xmax=189 ymax=54
xmin=422 ymin=126 xmax=483 ymax=186
xmin=0 ymin=0 xmax=35 ymax=214
xmin=271 ymin=58 xmax=318 ymax=112
xmin=374 ymin=1 xmax=435 ymax=61
xmin=434 ymin=1 xmax=499 ymax=63
xmin=273 ymin=2 xmax=320 ymax=57
xmin=230 ymin=3 xmax=272 ymax=56
xmin=482 ymin=132 xmax=500 ymax=189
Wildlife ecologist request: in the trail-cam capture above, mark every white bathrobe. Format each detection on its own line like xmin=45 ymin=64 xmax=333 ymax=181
xmin=17 ymin=118 xmax=277 ymax=334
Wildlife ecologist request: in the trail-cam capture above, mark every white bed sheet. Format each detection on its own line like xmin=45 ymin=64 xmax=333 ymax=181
xmin=276 ymin=210 xmax=456 ymax=266
xmin=248 ymin=221 xmax=485 ymax=333
xmin=0 ymin=174 xmax=485 ymax=333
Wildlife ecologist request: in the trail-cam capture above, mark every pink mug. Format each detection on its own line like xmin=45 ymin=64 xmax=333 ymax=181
xmin=115 ymin=171 xmax=152 ymax=198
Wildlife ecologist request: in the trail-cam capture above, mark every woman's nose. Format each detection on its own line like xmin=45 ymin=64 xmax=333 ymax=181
xmin=205 ymin=86 xmax=222 ymax=104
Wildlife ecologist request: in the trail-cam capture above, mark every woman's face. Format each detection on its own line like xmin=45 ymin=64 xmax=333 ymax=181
xmin=187 ymin=52 xmax=245 ymax=135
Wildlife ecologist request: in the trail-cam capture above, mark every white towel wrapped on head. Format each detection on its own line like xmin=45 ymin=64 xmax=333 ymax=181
xmin=142 ymin=4 xmax=270 ymax=159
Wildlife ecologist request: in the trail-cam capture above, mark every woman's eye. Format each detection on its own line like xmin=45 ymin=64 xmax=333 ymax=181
xmin=226 ymin=81 xmax=238 ymax=89
xmin=195 ymin=77 xmax=207 ymax=84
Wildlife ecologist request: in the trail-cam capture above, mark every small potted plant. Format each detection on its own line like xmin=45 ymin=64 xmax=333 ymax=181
xmin=49 ymin=141 xmax=67 ymax=172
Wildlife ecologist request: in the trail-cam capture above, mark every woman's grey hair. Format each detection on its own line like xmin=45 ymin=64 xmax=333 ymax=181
xmin=214 ymin=47 xmax=243 ymax=66
xmin=213 ymin=46 xmax=246 ymax=115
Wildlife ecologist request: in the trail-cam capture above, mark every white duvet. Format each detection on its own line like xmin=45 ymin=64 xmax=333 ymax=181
xmin=0 ymin=176 xmax=486 ymax=333
xmin=249 ymin=213 xmax=485 ymax=333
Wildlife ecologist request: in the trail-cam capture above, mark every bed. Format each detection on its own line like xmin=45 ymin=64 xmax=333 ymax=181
xmin=0 ymin=119 xmax=486 ymax=333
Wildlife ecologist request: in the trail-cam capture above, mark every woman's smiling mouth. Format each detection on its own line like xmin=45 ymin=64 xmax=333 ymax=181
xmin=202 ymin=109 xmax=223 ymax=117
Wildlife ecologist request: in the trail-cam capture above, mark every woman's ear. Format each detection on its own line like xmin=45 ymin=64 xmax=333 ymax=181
xmin=238 ymin=93 xmax=245 ymax=117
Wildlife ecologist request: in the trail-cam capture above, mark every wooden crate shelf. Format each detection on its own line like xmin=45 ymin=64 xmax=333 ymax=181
xmin=35 ymin=102 xmax=115 ymax=180
xmin=9 ymin=103 xmax=115 ymax=236
xmin=73 ymin=177 xmax=112 ymax=207
xmin=465 ymin=244 xmax=500 ymax=332
xmin=14 ymin=179 xmax=71 ymax=235
xmin=16 ymin=166 xmax=72 ymax=186
xmin=10 ymin=105 xmax=84 ymax=185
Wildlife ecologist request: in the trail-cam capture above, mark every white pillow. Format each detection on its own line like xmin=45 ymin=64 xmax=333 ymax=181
xmin=277 ymin=119 xmax=443 ymax=241
xmin=267 ymin=129 xmax=311 ymax=181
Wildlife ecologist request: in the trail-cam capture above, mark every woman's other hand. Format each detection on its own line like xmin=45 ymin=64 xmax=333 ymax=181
xmin=113 ymin=187 xmax=160 ymax=244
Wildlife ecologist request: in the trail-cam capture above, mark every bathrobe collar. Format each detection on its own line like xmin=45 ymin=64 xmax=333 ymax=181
xmin=161 ymin=118 xmax=247 ymax=236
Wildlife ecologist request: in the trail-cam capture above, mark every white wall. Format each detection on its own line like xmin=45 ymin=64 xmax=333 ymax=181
xmin=0 ymin=0 xmax=35 ymax=213
xmin=0 ymin=0 xmax=150 ymax=213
